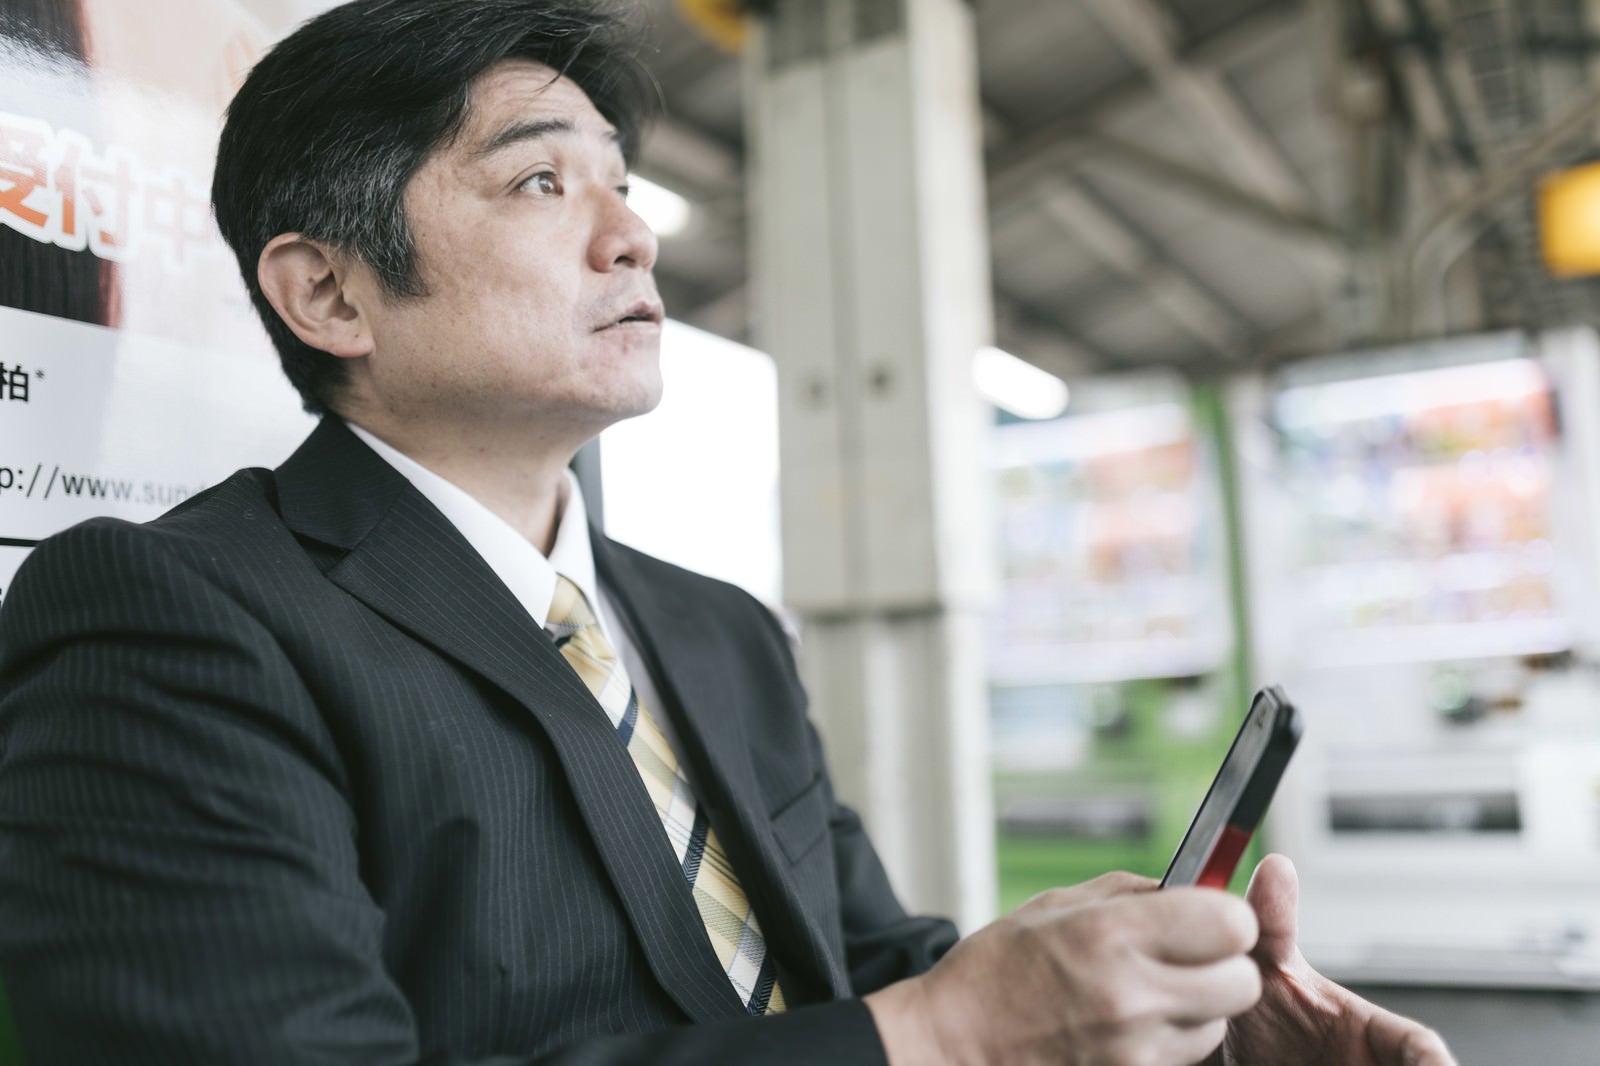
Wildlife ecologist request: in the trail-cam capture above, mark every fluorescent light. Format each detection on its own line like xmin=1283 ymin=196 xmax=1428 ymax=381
xmin=627 ymin=174 xmax=691 ymax=237
xmin=973 ymin=346 xmax=1069 ymax=420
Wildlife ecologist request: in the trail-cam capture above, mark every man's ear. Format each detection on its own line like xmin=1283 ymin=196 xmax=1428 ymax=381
xmin=256 ymin=234 xmax=374 ymax=359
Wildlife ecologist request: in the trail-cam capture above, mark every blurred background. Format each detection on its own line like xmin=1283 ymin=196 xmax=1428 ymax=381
xmin=7 ymin=0 xmax=1600 ymax=1061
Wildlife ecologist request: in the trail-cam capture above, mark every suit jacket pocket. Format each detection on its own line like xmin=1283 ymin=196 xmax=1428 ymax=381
xmin=769 ymin=773 xmax=829 ymax=864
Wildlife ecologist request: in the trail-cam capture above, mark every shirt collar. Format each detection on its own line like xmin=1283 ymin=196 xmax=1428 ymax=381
xmin=344 ymin=420 xmax=602 ymax=631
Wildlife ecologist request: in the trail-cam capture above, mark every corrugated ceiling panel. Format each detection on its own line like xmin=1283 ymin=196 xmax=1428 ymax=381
xmin=976 ymin=0 xmax=1139 ymax=120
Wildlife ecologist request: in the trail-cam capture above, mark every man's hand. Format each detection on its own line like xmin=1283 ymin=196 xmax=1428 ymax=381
xmin=864 ymin=872 xmax=1263 ymax=1066
xmin=1212 ymin=854 xmax=1458 ymax=1066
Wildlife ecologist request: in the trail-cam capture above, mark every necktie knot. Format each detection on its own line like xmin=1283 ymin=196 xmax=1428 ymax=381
xmin=548 ymin=575 xmax=625 ymax=704
xmin=548 ymin=573 xmax=598 ymax=631
xmin=548 ymin=574 xmax=619 ymax=665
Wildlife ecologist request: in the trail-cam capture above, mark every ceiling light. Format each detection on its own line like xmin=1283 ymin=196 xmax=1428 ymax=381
xmin=628 ymin=174 xmax=691 ymax=237
xmin=1539 ymin=162 xmax=1600 ymax=278
xmin=973 ymin=346 xmax=1070 ymax=420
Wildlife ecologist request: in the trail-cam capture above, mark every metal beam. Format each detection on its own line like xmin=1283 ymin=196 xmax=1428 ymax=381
xmin=1398 ymin=73 xmax=1600 ymax=330
xmin=986 ymin=115 xmax=1346 ymax=250
xmin=981 ymin=4 xmax=1345 ymax=284
xmin=1366 ymin=0 xmax=1473 ymax=182
xmin=648 ymin=3 xmax=1339 ymax=364
xmin=1085 ymin=131 xmax=1342 ymax=251
xmin=995 ymin=292 xmax=1132 ymax=375
xmin=986 ymin=3 xmax=1309 ymax=192
xmin=1035 ymin=178 xmax=1250 ymax=358
xmin=1585 ymin=0 xmax=1600 ymax=139
xmin=1076 ymin=0 xmax=1316 ymax=214
xmin=1413 ymin=0 xmax=1497 ymax=152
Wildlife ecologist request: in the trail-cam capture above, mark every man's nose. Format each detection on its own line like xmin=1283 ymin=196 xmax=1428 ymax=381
xmin=591 ymin=190 xmax=659 ymax=273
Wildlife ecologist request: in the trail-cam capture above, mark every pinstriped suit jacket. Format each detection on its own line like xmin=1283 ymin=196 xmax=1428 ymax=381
xmin=0 ymin=418 xmax=957 ymax=1065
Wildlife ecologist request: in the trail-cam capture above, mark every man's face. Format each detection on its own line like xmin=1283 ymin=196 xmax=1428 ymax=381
xmin=346 ymin=59 xmax=663 ymax=440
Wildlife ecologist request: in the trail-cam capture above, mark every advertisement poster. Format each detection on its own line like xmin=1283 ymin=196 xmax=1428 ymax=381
xmin=0 ymin=0 xmax=314 ymax=606
xmin=2 ymin=2 xmax=317 ymax=1053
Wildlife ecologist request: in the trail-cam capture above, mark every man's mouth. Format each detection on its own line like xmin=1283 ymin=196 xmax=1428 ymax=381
xmin=596 ymin=300 xmax=664 ymax=331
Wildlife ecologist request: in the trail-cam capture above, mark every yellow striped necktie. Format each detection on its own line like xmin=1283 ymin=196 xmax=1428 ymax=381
xmin=547 ymin=575 xmax=786 ymax=1015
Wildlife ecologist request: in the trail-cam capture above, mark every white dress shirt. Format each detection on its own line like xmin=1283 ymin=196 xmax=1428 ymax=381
xmin=345 ymin=423 xmax=682 ymax=753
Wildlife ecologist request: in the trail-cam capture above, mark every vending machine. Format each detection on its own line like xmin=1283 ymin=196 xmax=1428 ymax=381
xmin=986 ymin=375 xmax=1247 ymax=909
xmin=1232 ymin=329 xmax=1600 ymax=989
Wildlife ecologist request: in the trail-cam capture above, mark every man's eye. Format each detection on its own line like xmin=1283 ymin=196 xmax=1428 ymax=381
xmin=523 ymin=172 xmax=560 ymax=195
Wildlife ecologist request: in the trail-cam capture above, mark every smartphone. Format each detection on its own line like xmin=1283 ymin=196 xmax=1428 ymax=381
xmin=1161 ymin=685 xmax=1303 ymax=890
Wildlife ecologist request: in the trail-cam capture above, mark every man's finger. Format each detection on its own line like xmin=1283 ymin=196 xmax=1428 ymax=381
xmin=1160 ymin=954 xmax=1263 ymax=1025
xmin=1366 ymin=1006 xmax=1459 ymax=1066
xmin=1116 ymin=888 xmax=1260 ymax=964
xmin=1072 ymin=870 xmax=1159 ymax=901
xmin=1242 ymin=852 xmax=1299 ymax=966
xmin=1018 ymin=871 xmax=1157 ymax=915
xmin=1159 ymin=1017 xmax=1229 ymax=1066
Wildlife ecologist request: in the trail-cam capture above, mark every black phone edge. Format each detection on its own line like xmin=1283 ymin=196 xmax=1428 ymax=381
xmin=1159 ymin=684 xmax=1304 ymax=888
xmin=1231 ymin=686 xmax=1303 ymax=832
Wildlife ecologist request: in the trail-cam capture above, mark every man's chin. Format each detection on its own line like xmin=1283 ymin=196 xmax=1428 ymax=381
xmin=607 ymin=378 xmax=666 ymax=422
xmin=561 ymin=384 xmax=665 ymax=439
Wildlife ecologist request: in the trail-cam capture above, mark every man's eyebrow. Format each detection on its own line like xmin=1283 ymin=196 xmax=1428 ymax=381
xmin=469 ymin=117 xmax=620 ymax=159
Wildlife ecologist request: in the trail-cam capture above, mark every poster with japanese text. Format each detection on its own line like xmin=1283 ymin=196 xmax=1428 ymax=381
xmin=0 ymin=0 xmax=315 ymax=604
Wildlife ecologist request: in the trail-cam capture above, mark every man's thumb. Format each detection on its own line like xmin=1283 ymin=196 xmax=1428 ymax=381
xmin=1243 ymin=852 xmax=1299 ymax=965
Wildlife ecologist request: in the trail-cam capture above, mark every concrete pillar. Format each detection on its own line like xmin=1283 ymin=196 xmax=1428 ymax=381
xmin=746 ymin=0 xmax=997 ymax=931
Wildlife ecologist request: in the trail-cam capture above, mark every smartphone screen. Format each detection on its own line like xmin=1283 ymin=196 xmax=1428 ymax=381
xmin=1161 ymin=686 xmax=1302 ymax=889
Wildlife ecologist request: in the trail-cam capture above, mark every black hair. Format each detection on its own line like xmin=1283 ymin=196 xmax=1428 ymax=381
xmin=212 ymin=0 xmax=658 ymax=415
xmin=0 ymin=0 xmax=115 ymax=326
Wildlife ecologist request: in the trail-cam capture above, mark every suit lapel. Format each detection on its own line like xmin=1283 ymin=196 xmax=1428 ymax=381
xmin=274 ymin=420 xmax=746 ymax=1022
xmin=594 ymin=537 xmax=850 ymax=1001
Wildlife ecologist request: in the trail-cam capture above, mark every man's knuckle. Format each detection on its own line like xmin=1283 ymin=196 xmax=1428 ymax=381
xmin=1087 ymin=982 xmax=1145 ymax=1027
xmin=1037 ymin=886 xmax=1078 ymax=909
xmin=1107 ymin=870 xmax=1157 ymax=894
xmin=1064 ymin=907 xmax=1118 ymax=954
xmin=1017 ymin=886 xmax=1073 ymax=916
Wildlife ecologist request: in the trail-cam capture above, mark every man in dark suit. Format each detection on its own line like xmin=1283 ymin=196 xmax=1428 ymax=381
xmin=0 ymin=2 xmax=1457 ymax=1063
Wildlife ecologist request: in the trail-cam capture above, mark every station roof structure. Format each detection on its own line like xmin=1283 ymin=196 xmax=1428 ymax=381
xmin=640 ymin=0 xmax=1600 ymax=376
